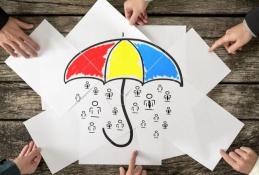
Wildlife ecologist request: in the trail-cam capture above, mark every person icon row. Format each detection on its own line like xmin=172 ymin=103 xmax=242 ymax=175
xmin=84 ymin=81 xmax=90 ymax=89
xmin=166 ymin=107 xmax=172 ymax=115
xmin=157 ymin=84 xmax=163 ymax=93
xmin=140 ymin=120 xmax=147 ymax=128
xmin=89 ymin=101 xmax=101 ymax=118
xmin=93 ymin=87 xmax=99 ymax=95
xmin=75 ymin=93 xmax=81 ymax=102
xmin=153 ymin=130 xmax=159 ymax=139
xmin=162 ymin=121 xmax=168 ymax=129
xmin=153 ymin=114 xmax=159 ymax=122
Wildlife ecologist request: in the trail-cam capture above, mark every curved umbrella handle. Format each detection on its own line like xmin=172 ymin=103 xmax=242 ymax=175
xmin=102 ymin=79 xmax=133 ymax=147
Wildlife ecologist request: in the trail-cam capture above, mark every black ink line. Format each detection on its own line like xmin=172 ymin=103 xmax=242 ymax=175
xmin=102 ymin=79 xmax=133 ymax=147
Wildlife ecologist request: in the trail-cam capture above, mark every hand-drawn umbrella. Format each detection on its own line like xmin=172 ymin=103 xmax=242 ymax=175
xmin=64 ymin=38 xmax=183 ymax=147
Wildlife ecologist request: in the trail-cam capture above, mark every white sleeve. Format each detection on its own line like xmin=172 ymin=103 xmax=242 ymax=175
xmin=250 ymin=158 xmax=259 ymax=175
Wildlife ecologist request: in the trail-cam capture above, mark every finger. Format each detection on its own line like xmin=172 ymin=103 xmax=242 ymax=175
xmin=229 ymin=152 xmax=242 ymax=162
xmin=136 ymin=17 xmax=145 ymax=26
xmin=240 ymin=147 xmax=253 ymax=154
xmin=124 ymin=8 xmax=132 ymax=21
xmin=22 ymin=35 xmax=40 ymax=51
xmin=220 ymin=150 xmax=237 ymax=168
xmin=2 ymin=43 xmax=17 ymax=57
xmin=129 ymin=150 xmax=138 ymax=172
xmin=25 ymin=141 xmax=34 ymax=156
xmin=235 ymin=149 xmax=247 ymax=159
xmin=17 ymin=38 xmax=37 ymax=57
xmin=227 ymin=42 xmax=242 ymax=54
xmin=15 ymin=19 xmax=34 ymax=30
xmin=29 ymin=148 xmax=41 ymax=159
xmin=142 ymin=12 xmax=148 ymax=23
xmin=9 ymin=41 xmax=29 ymax=58
xmin=142 ymin=170 xmax=148 ymax=175
xmin=134 ymin=165 xmax=143 ymax=175
xmin=209 ymin=35 xmax=228 ymax=52
xmin=119 ymin=167 xmax=126 ymax=175
xmin=129 ymin=11 xmax=140 ymax=25
xmin=33 ymin=155 xmax=41 ymax=166
xmin=19 ymin=144 xmax=29 ymax=157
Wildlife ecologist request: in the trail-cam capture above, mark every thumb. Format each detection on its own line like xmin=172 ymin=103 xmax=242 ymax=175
xmin=119 ymin=167 xmax=126 ymax=175
xmin=129 ymin=11 xmax=140 ymax=25
xmin=15 ymin=19 xmax=34 ymax=30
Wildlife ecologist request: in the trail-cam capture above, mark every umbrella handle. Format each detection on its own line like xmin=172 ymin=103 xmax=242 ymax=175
xmin=102 ymin=79 xmax=133 ymax=147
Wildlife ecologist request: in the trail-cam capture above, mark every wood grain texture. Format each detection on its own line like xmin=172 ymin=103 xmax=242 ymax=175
xmin=0 ymin=83 xmax=258 ymax=120
xmin=0 ymin=120 xmax=258 ymax=175
xmin=1 ymin=0 xmax=259 ymax=15
xmin=1 ymin=39 xmax=259 ymax=83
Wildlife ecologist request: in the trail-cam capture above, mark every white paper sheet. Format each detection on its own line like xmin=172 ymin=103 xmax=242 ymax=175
xmin=24 ymin=110 xmax=78 ymax=174
xmin=165 ymin=96 xmax=244 ymax=170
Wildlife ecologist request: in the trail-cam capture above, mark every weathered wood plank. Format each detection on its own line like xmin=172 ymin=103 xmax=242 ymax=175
xmin=0 ymin=83 xmax=258 ymax=120
xmin=1 ymin=0 xmax=259 ymax=15
xmin=0 ymin=16 xmax=246 ymax=40
xmin=1 ymin=39 xmax=259 ymax=83
xmin=0 ymin=120 xmax=258 ymax=174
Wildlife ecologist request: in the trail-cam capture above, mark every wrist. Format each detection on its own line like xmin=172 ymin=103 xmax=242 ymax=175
xmin=243 ymin=20 xmax=256 ymax=38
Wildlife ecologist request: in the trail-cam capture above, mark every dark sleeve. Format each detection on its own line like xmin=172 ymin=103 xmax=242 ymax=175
xmin=245 ymin=7 xmax=259 ymax=37
xmin=0 ymin=159 xmax=21 ymax=175
xmin=0 ymin=7 xmax=9 ymax=30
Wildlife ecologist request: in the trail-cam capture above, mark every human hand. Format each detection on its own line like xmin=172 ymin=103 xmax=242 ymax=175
xmin=119 ymin=151 xmax=147 ymax=175
xmin=13 ymin=141 xmax=42 ymax=174
xmin=209 ymin=22 xmax=252 ymax=54
xmin=0 ymin=17 xmax=40 ymax=58
xmin=220 ymin=147 xmax=258 ymax=174
xmin=124 ymin=0 xmax=149 ymax=25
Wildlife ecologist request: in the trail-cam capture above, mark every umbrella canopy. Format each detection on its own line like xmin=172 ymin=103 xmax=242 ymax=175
xmin=64 ymin=39 xmax=183 ymax=86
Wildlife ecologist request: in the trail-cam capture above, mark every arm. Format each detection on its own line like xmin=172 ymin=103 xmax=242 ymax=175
xmin=249 ymin=158 xmax=259 ymax=175
xmin=0 ymin=159 xmax=21 ymax=175
xmin=245 ymin=7 xmax=259 ymax=37
xmin=0 ymin=7 xmax=9 ymax=30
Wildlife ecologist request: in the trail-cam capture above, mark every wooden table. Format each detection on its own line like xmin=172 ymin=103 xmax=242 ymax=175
xmin=0 ymin=1 xmax=259 ymax=174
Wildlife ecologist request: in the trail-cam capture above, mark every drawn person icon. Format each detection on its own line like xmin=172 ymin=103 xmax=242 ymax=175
xmin=153 ymin=114 xmax=159 ymax=122
xmin=93 ymin=87 xmax=99 ymax=95
xmin=81 ymin=111 xmax=87 ymax=119
xmin=166 ymin=107 xmax=172 ymax=115
xmin=140 ymin=120 xmax=147 ymax=128
xmin=112 ymin=107 xmax=118 ymax=115
xmin=144 ymin=93 xmax=155 ymax=110
xmin=105 ymin=88 xmax=113 ymax=100
xmin=89 ymin=101 xmax=101 ymax=118
xmin=153 ymin=130 xmax=159 ymax=139
xmin=131 ymin=102 xmax=140 ymax=114
xmin=106 ymin=121 xmax=112 ymax=129
xmin=75 ymin=93 xmax=81 ymax=102
xmin=157 ymin=84 xmax=163 ymax=93
xmin=164 ymin=91 xmax=172 ymax=102
xmin=162 ymin=121 xmax=168 ymax=129
xmin=84 ymin=81 xmax=90 ymax=89
xmin=116 ymin=119 xmax=124 ymax=131
xmin=134 ymin=86 xmax=141 ymax=97
xmin=88 ymin=122 xmax=96 ymax=133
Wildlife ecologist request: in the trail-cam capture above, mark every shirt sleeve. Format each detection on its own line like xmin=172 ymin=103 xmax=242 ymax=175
xmin=0 ymin=159 xmax=21 ymax=175
xmin=249 ymin=158 xmax=259 ymax=175
xmin=245 ymin=7 xmax=259 ymax=37
xmin=0 ymin=7 xmax=9 ymax=30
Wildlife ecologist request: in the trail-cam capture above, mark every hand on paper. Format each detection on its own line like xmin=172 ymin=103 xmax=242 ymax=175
xmin=13 ymin=141 xmax=42 ymax=174
xmin=124 ymin=0 xmax=149 ymax=25
xmin=209 ymin=22 xmax=252 ymax=54
xmin=220 ymin=147 xmax=258 ymax=174
xmin=0 ymin=17 xmax=40 ymax=58
xmin=119 ymin=151 xmax=147 ymax=175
